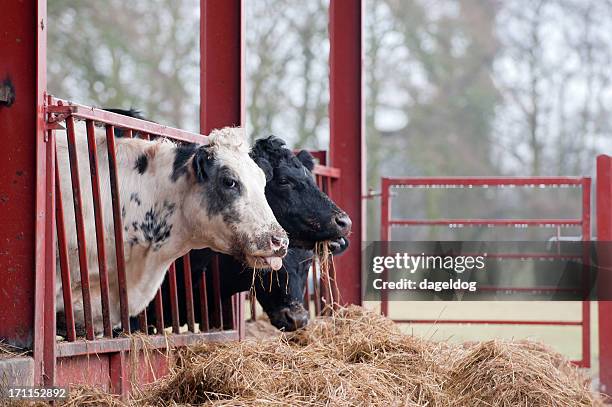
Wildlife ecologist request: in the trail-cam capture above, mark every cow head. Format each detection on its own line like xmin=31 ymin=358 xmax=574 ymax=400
xmin=179 ymin=128 xmax=288 ymax=270
xmin=250 ymin=136 xmax=351 ymax=250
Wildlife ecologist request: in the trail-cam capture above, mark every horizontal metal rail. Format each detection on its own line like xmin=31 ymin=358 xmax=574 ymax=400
xmin=384 ymin=176 xmax=585 ymax=187
xmin=48 ymin=100 xmax=205 ymax=144
xmin=56 ymin=330 xmax=238 ymax=358
xmin=390 ymin=219 xmax=582 ymax=227
xmin=395 ymin=319 xmax=582 ymax=326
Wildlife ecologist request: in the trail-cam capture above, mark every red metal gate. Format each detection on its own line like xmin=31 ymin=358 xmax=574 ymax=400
xmin=45 ymin=98 xmax=242 ymax=393
xmin=380 ymin=176 xmax=592 ymax=368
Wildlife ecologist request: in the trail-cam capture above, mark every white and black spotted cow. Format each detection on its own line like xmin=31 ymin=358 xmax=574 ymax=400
xmin=56 ymin=124 xmax=288 ymax=334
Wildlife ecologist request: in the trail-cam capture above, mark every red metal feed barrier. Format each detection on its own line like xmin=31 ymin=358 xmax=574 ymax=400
xmin=380 ymin=176 xmax=592 ymax=368
xmin=45 ymin=98 xmax=242 ymax=391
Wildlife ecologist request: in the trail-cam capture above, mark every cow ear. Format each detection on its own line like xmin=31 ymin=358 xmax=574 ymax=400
xmin=192 ymin=147 xmax=214 ymax=183
xmin=254 ymin=156 xmax=273 ymax=182
xmin=296 ymin=150 xmax=315 ymax=171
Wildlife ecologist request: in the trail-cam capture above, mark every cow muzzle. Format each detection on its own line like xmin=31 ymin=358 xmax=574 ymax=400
xmin=244 ymin=227 xmax=288 ymax=270
xmin=268 ymin=304 xmax=309 ymax=331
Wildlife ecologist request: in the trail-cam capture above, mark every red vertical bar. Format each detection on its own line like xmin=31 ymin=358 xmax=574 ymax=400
xmin=201 ymin=0 xmax=245 ymax=334
xmin=200 ymin=0 xmax=245 ymax=133
xmin=199 ymin=273 xmax=209 ymax=332
xmin=380 ymin=178 xmax=390 ymax=316
xmin=42 ymin=117 xmax=56 ymax=386
xmin=210 ymin=256 xmax=223 ymax=328
xmin=154 ymin=289 xmax=165 ymax=334
xmin=55 ymin=155 xmax=76 ymax=342
xmin=581 ymin=183 xmax=591 ymax=367
xmin=182 ymin=255 xmax=196 ymax=332
xmin=329 ymin=0 xmax=364 ymax=306
xmin=105 ymin=125 xmax=130 ymax=333
xmin=86 ymin=120 xmax=112 ymax=337
xmin=0 ymin=1 xmax=46 ymax=372
xmin=65 ymin=117 xmax=95 ymax=340
xmin=238 ymin=292 xmax=246 ymax=340
xmin=597 ymin=156 xmax=612 ymax=394
xmin=33 ymin=0 xmax=48 ymax=383
xmin=581 ymin=178 xmax=591 ymax=368
xmin=167 ymin=263 xmax=180 ymax=334
xmin=138 ymin=310 xmax=148 ymax=333
xmin=110 ymin=351 xmax=129 ymax=398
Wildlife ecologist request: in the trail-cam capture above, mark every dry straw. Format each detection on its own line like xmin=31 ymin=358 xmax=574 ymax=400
xmin=9 ymin=307 xmax=605 ymax=406
xmin=139 ymin=306 xmax=604 ymax=407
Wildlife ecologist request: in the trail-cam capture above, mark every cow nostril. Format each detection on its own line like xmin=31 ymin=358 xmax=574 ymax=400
xmin=270 ymin=235 xmax=289 ymax=251
xmin=334 ymin=213 xmax=352 ymax=233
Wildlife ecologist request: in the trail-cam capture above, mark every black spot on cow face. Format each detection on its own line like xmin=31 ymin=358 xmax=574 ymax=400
xmin=251 ymin=136 xmax=350 ymax=249
xmin=255 ymin=247 xmax=311 ymax=331
xmin=134 ymin=154 xmax=148 ymax=174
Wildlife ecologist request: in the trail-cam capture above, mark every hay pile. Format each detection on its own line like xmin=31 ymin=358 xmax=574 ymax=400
xmin=32 ymin=306 xmax=603 ymax=406
xmin=136 ymin=306 xmax=603 ymax=406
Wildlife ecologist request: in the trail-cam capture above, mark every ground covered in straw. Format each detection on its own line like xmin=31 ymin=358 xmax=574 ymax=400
xmin=10 ymin=306 xmax=606 ymax=406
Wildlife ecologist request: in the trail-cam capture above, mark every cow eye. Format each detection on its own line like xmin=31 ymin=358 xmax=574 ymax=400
xmin=278 ymin=178 xmax=291 ymax=186
xmin=223 ymin=178 xmax=237 ymax=189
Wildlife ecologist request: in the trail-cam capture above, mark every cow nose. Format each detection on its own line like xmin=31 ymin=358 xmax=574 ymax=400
xmin=280 ymin=308 xmax=309 ymax=331
xmin=270 ymin=234 xmax=289 ymax=256
xmin=334 ymin=213 xmax=352 ymax=234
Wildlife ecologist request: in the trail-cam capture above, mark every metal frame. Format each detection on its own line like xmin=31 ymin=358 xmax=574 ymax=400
xmin=329 ymin=0 xmax=365 ymax=306
xmin=597 ymin=155 xmax=612 ymax=393
xmin=380 ymin=176 xmax=592 ymax=368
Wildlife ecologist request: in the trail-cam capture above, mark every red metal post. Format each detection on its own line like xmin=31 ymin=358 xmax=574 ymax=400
xmin=105 ymin=125 xmax=130 ymax=333
xmin=380 ymin=178 xmax=391 ymax=316
xmin=167 ymin=263 xmax=180 ymax=334
xmin=200 ymin=0 xmax=245 ymax=133
xmin=109 ymin=351 xmax=128 ymax=397
xmin=154 ymin=289 xmax=165 ymax=334
xmin=0 ymin=0 xmax=47 ymax=367
xmin=201 ymin=0 xmax=245 ymax=332
xmin=329 ymin=0 xmax=365 ymax=306
xmin=581 ymin=178 xmax=591 ymax=369
xmin=42 ymin=114 xmax=56 ymax=385
xmin=597 ymin=155 xmax=612 ymax=394
xmin=55 ymin=157 xmax=76 ymax=342
xmin=182 ymin=255 xmax=196 ymax=333
xmin=86 ymin=120 xmax=112 ymax=337
xmin=199 ymin=274 xmax=209 ymax=332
